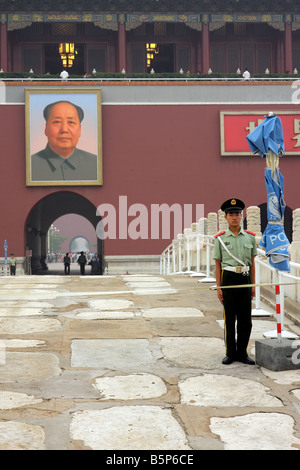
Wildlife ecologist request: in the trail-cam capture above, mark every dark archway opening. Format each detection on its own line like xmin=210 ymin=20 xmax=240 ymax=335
xmin=25 ymin=191 xmax=103 ymax=275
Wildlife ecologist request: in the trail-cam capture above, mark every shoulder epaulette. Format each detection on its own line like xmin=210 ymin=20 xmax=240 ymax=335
xmin=214 ymin=231 xmax=225 ymax=238
xmin=245 ymin=229 xmax=256 ymax=236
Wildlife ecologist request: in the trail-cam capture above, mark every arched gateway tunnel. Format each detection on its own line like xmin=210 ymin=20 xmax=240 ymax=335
xmin=25 ymin=192 xmax=103 ymax=274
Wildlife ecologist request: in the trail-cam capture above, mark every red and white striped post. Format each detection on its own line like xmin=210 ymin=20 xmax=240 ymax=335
xmin=275 ymin=285 xmax=282 ymax=342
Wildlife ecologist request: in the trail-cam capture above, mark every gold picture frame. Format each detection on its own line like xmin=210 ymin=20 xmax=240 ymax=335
xmin=25 ymin=88 xmax=102 ymax=186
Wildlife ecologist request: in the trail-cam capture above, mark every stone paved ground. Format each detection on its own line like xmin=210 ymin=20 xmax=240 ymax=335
xmin=0 ymin=269 xmax=300 ymax=451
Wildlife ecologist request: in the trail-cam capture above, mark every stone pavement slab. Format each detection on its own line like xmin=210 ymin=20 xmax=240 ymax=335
xmin=0 ymin=273 xmax=300 ymax=450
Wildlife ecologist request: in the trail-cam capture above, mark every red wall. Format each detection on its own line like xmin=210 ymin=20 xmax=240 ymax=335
xmin=1 ymin=102 xmax=299 ymax=257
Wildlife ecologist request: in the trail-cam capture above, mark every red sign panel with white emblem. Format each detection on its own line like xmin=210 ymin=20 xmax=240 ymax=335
xmin=220 ymin=111 xmax=300 ymax=156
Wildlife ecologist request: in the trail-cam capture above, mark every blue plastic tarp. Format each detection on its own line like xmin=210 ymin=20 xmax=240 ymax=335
xmin=259 ymin=168 xmax=290 ymax=272
xmin=246 ymin=114 xmax=290 ymax=272
xmin=246 ymin=113 xmax=285 ymax=157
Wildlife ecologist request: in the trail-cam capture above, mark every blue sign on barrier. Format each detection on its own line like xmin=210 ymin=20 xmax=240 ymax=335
xmin=4 ymin=240 xmax=7 ymax=265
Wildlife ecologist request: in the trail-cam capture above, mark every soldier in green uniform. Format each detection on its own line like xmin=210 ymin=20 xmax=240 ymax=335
xmin=213 ymin=198 xmax=257 ymax=365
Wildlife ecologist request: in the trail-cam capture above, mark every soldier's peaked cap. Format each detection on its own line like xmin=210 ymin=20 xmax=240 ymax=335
xmin=221 ymin=198 xmax=245 ymax=213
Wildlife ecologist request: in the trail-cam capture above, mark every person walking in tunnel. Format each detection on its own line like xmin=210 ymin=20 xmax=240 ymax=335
xmin=77 ymin=251 xmax=87 ymax=275
xmin=63 ymin=252 xmax=71 ymax=275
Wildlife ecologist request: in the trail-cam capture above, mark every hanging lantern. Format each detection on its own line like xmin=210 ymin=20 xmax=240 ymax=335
xmin=59 ymin=43 xmax=76 ymax=68
xmin=146 ymin=43 xmax=159 ymax=70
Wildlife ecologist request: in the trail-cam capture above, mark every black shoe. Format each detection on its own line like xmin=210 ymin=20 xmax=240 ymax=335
xmin=222 ymin=356 xmax=234 ymax=365
xmin=238 ymin=356 xmax=255 ymax=365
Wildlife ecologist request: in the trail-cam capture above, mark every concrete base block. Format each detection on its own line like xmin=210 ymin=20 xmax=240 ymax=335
xmin=255 ymin=338 xmax=300 ymax=371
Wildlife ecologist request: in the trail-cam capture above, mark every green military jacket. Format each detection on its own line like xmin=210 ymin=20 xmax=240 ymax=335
xmin=31 ymin=144 xmax=98 ymax=182
xmin=213 ymin=228 xmax=257 ymax=268
xmin=9 ymin=257 xmax=16 ymax=266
